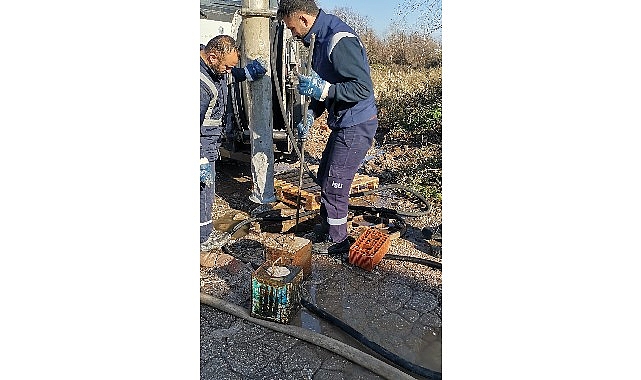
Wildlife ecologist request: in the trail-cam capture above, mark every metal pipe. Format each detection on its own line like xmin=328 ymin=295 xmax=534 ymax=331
xmin=242 ymin=0 xmax=276 ymax=204
xmin=294 ymin=33 xmax=315 ymax=233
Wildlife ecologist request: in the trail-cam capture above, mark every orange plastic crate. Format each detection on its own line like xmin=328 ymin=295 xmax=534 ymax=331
xmin=348 ymin=228 xmax=391 ymax=271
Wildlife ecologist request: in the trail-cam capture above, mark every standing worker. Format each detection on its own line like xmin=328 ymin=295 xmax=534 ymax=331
xmin=200 ymin=35 xmax=266 ymax=252
xmin=277 ymin=0 xmax=379 ymax=256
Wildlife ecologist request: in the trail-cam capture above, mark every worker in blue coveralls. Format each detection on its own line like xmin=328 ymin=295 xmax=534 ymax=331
xmin=278 ymin=0 xmax=379 ymax=257
xmin=200 ymin=35 xmax=266 ymax=252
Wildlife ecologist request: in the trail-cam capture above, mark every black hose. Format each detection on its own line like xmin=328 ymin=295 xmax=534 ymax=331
xmin=300 ymin=298 xmax=442 ymax=380
xmin=220 ymin=244 xmax=260 ymax=270
xmin=350 ymin=184 xmax=432 ymax=217
xmin=384 ymin=255 xmax=441 ymax=270
xmin=270 ymin=21 xmax=289 ymax=140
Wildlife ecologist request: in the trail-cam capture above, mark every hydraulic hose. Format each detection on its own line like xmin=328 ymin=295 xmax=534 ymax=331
xmin=300 ymin=298 xmax=442 ymax=380
xmin=270 ymin=21 xmax=290 ymax=142
xmin=200 ymin=293 xmax=419 ymax=380
xmin=384 ymin=255 xmax=442 ymax=270
xmin=350 ymin=184 xmax=432 ymax=217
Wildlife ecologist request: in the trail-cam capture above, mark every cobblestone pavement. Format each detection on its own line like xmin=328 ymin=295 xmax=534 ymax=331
xmin=201 ymin=305 xmax=385 ymax=380
xmin=200 ymin=159 xmax=442 ymax=380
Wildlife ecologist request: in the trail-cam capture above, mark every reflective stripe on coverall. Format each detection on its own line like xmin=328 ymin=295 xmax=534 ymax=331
xmin=200 ymin=72 xmax=222 ymax=243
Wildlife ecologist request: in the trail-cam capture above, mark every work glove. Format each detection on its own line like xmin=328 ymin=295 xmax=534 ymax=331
xmin=298 ymin=70 xmax=331 ymax=101
xmin=244 ymin=58 xmax=267 ymax=81
xmin=200 ymin=157 xmax=213 ymax=186
xmin=296 ymin=109 xmax=315 ymax=140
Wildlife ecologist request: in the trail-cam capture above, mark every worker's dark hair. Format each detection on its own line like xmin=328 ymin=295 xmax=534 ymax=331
xmin=204 ymin=35 xmax=239 ymax=59
xmin=276 ymin=0 xmax=319 ymax=19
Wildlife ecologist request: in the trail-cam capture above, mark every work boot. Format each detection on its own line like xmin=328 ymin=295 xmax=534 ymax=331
xmin=250 ymin=202 xmax=277 ymax=217
xmin=312 ymin=238 xmax=351 ymax=260
xmin=200 ymin=229 xmax=231 ymax=252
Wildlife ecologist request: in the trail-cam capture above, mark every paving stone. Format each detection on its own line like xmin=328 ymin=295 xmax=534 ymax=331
xmin=258 ymin=330 xmax=299 ymax=354
xmin=377 ymin=280 xmax=413 ymax=312
xmin=341 ymin=364 xmax=386 ymax=380
xmin=280 ymin=343 xmax=322 ymax=374
xmin=419 ymin=311 xmax=442 ymax=329
xmin=314 ymin=369 xmax=345 ymax=380
xmin=225 ymin=338 xmax=283 ymax=378
xmin=200 ymin=305 xmax=236 ymax=330
xmin=281 ymin=368 xmax=315 ymax=380
xmin=226 ymin=319 xmax=268 ymax=345
xmin=379 ymin=310 xmax=413 ymax=333
xmin=201 ymin=320 xmax=244 ymax=343
xmin=404 ymin=290 xmax=438 ymax=313
xmin=397 ymin=308 xmax=420 ymax=323
xmin=200 ymin=356 xmax=244 ymax=380
xmin=320 ymin=356 xmax=350 ymax=371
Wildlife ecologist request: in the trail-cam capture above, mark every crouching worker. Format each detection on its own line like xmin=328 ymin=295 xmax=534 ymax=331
xmin=200 ymin=35 xmax=266 ymax=253
xmin=278 ymin=0 xmax=379 ymax=257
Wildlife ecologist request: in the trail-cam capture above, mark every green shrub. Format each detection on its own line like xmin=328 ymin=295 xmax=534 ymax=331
xmin=371 ymin=65 xmax=441 ymax=146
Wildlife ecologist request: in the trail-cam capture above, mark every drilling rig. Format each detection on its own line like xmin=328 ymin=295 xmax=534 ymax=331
xmin=200 ymin=0 xmax=309 ymax=204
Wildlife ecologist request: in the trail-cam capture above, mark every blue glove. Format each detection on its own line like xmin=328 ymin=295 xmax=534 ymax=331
xmin=245 ymin=59 xmax=267 ymax=81
xmin=298 ymin=70 xmax=330 ymax=101
xmin=309 ymin=70 xmax=325 ymax=88
xmin=296 ymin=109 xmax=315 ymax=140
xmin=200 ymin=161 xmax=213 ymax=186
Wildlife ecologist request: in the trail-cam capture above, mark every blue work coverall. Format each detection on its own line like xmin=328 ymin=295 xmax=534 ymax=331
xmin=303 ymin=9 xmax=379 ymax=244
xmin=200 ymin=46 xmax=247 ymax=243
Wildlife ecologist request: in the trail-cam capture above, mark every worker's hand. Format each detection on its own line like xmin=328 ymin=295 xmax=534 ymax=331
xmin=298 ymin=70 xmax=330 ymax=101
xmin=296 ymin=109 xmax=315 ymax=140
xmin=200 ymin=158 xmax=213 ymax=186
xmin=245 ymin=59 xmax=267 ymax=81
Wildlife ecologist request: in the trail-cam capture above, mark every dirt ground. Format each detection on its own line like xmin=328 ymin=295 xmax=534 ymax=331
xmin=200 ymin=119 xmax=442 ymax=379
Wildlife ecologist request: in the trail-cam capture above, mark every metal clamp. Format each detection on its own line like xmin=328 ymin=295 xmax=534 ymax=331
xmin=240 ymin=8 xmax=277 ymax=17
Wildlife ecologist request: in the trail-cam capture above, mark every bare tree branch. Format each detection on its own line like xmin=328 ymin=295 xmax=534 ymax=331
xmin=394 ymin=0 xmax=442 ymax=36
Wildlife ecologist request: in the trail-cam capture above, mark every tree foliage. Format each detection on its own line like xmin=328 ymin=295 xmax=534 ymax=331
xmin=328 ymin=6 xmax=372 ymax=36
xmin=328 ymin=5 xmax=441 ymax=69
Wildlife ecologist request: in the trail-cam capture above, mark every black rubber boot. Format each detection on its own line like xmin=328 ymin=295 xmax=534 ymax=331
xmin=312 ymin=239 xmax=351 ymax=259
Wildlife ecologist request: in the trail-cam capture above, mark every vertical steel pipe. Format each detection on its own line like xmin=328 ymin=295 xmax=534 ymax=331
xmin=242 ymin=0 xmax=276 ymax=204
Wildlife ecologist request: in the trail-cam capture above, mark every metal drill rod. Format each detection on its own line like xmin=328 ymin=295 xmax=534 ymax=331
xmin=294 ymin=33 xmax=315 ymax=235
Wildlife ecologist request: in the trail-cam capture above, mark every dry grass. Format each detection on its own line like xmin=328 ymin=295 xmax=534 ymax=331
xmin=364 ymin=64 xmax=442 ymax=210
xmin=371 ymin=64 xmax=441 ymax=145
xmin=371 ymin=65 xmax=442 ymax=100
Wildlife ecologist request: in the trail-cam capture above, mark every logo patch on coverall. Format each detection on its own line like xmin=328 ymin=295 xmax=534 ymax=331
xmin=331 ymin=181 xmax=343 ymax=189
